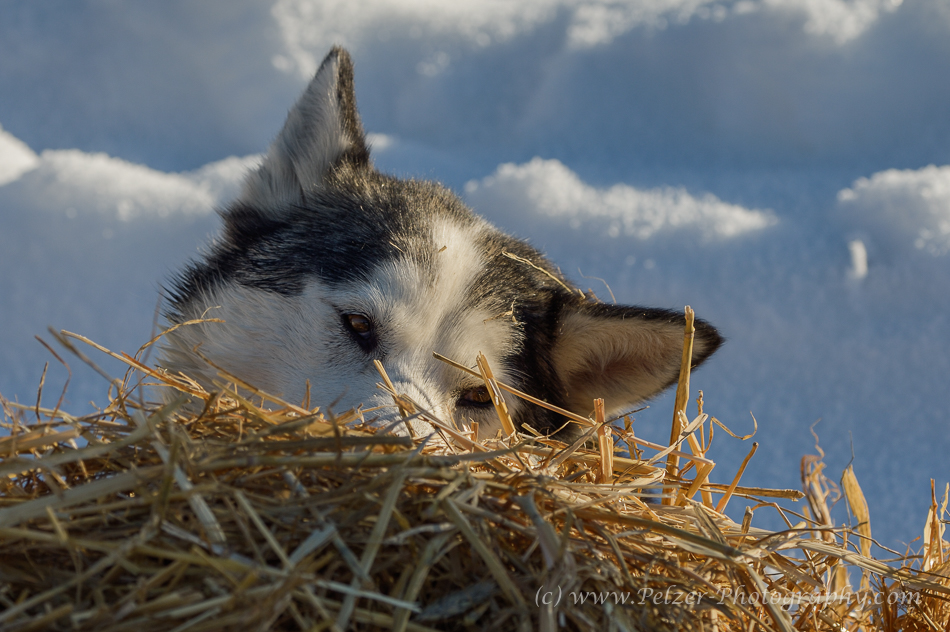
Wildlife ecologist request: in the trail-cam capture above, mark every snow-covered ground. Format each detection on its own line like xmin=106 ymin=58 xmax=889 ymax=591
xmin=2 ymin=1 xmax=949 ymax=550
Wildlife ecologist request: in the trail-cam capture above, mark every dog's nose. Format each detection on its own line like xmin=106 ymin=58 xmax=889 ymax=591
xmin=366 ymin=378 xmax=452 ymax=438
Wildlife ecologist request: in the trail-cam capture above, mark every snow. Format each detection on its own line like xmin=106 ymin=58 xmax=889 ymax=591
xmin=838 ymin=164 xmax=950 ymax=256
xmin=465 ymin=157 xmax=775 ymax=240
xmin=271 ymin=0 xmax=905 ymax=76
xmin=2 ymin=0 xmax=949 ymax=550
xmin=847 ymin=239 xmax=868 ymax=279
xmin=17 ymin=150 xmax=215 ymax=220
xmin=0 ymin=125 xmax=39 ymax=186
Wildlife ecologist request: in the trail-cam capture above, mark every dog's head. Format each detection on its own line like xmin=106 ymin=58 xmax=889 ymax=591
xmin=161 ymin=48 xmax=722 ymax=439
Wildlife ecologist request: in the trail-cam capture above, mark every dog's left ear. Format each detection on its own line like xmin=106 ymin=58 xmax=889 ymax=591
xmin=237 ymin=47 xmax=370 ymax=214
xmin=551 ymin=303 xmax=723 ymax=418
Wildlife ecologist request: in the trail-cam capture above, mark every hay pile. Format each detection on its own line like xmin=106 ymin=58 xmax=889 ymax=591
xmin=1 ymin=318 xmax=948 ymax=631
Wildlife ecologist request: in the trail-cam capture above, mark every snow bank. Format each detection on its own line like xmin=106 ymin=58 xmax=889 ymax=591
xmin=5 ymin=146 xmax=258 ymax=220
xmin=764 ymin=0 xmax=904 ymax=44
xmin=465 ymin=157 xmax=775 ymax=241
xmin=273 ymin=0 xmax=902 ymax=78
xmin=838 ymin=164 xmax=950 ymax=256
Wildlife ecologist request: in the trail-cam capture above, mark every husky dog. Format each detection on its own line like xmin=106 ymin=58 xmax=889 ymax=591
xmin=160 ymin=47 xmax=722 ymax=439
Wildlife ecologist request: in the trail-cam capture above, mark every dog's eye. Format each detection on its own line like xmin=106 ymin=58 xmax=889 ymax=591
xmin=341 ymin=313 xmax=377 ymax=352
xmin=457 ymin=386 xmax=493 ymax=408
xmin=344 ymin=313 xmax=372 ymax=335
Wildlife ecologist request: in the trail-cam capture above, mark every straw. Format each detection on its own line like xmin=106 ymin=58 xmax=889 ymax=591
xmin=665 ymin=305 xmax=695 ymax=493
xmin=0 ymin=317 xmax=947 ymax=631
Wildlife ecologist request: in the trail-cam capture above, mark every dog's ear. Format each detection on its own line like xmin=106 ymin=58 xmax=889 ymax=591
xmin=551 ymin=303 xmax=722 ymax=418
xmin=237 ymin=47 xmax=370 ymax=213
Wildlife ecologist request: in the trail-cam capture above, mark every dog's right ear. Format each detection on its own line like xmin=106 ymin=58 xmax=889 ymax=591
xmin=236 ymin=47 xmax=370 ymax=215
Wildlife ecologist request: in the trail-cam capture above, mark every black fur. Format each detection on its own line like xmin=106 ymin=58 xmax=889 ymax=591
xmin=167 ymin=170 xmax=484 ymax=317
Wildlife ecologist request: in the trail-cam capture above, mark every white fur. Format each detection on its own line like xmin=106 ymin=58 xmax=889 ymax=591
xmin=163 ymin=219 xmax=519 ymax=437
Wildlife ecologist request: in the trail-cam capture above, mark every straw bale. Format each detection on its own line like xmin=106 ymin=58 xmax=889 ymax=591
xmin=0 ymin=325 xmax=948 ymax=631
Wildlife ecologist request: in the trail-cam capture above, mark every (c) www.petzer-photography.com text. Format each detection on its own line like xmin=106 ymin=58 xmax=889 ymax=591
xmin=535 ymin=586 xmax=921 ymax=608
